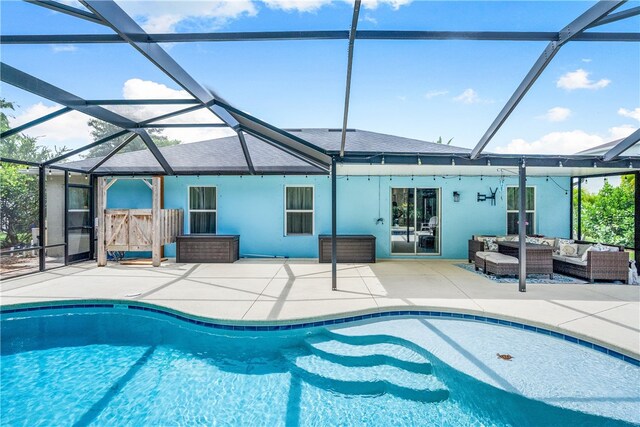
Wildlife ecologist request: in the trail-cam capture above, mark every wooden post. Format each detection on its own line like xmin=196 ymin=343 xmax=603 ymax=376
xmin=152 ymin=176 xmax=162 ymax=267
xmin=97 ymin=177 xmax=107 ymax=266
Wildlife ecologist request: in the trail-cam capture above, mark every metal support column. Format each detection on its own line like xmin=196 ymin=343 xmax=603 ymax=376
xmin=63 ymin=171 xmax=69 ymax=265
xmin=331 ymin=156 xmax=337 ymax=291
xmin=38 ymin=165 xmax=45 ymax=272
xmin=633 ymin=172 xmax=640 ymax=267
xmin=569 ymin=177 xmax=574 ymax=239
xmin=577 ymin=178 xmax=582 ymax=241
xmin=518 ymin=160 xmax=527 ymax=292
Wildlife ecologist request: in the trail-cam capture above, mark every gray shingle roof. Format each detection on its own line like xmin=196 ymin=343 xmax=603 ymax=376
xmin=61 ymin=128 xmax=469 ymax=174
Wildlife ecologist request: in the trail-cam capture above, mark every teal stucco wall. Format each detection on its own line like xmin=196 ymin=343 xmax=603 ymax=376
xmin=105 ymin=174 xmax=571 ymax=260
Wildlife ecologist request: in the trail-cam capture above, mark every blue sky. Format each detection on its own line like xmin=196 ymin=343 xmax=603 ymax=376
xmin=1 ymin=0 xmax=638 ymax=158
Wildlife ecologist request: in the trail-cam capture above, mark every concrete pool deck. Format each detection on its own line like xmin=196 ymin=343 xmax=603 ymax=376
xmin=1 ymin=259 xmax=638 ymax=359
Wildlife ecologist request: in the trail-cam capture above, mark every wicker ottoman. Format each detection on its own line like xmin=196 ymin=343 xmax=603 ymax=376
xmin=484 ymin=253 xmax=519 ymax=278
xmin=474 ymin=251 xmax=495 ymax=271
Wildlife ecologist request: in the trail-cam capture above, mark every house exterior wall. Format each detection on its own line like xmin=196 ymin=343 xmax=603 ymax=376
xmin=105 ymin=175 xmax=571 ymax=259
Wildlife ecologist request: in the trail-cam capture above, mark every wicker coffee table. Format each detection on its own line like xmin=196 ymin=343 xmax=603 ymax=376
xmin=497 ymin=241 xmax=554 ymax=279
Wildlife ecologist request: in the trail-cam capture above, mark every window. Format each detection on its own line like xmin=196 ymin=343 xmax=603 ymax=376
xmin=506 ymin=186 xmax=535 ymax=235
xmin=285 ymin=186 xmax=313 ymax=235
xmin=189 ymin=186 xmax=216 ymax=234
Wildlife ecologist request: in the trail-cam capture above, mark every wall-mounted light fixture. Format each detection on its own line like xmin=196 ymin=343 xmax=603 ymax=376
xmin=453 ymin=191 xmax=460 ymax=202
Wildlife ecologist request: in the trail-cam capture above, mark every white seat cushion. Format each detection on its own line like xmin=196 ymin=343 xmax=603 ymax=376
xmin=475 ymin=251 xmax=493 ymax=260
xmin=485 ymin=253 xmax=518 ymax=264
xmin=553 ymin=254 xmax=587 ymax=266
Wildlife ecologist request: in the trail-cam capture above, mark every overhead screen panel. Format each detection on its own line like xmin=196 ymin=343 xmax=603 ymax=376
xmin=1 ymin=1 xmax=112 ymax=35
xmin=115 ymin=0 xmax=353 ymax=34
xmin=481 ymin=42 xmax=640 ymax=156
xmin=347 ymin=39 xmax=549 ymax=151
xmin=355 ymin=1 xmax=607 ymax=32
xmin=0 ymin=90 xmax=103 ymax=164
xmin=1 ymin=41 xmax=185 ymax=101
xmin=163 ymin=40 xmax=348 ymax=131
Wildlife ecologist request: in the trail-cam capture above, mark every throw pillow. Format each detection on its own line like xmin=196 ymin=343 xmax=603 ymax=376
xmin=559 ymin=243 xmax=578 ymax=257
xmin=557 ymin=238 xmax=574 ymax=246
xmin=526 ymin=236 xmax=542 ymax=244
xmin=556 ymin=238 xmax=574 ymax=251
xmin=594 ymin=243 xmax=618 ymax=252
xmin=485 ymin=237 xmax=498 ymax=252
xmin=581 ymin=245 xmax=595 ymax=262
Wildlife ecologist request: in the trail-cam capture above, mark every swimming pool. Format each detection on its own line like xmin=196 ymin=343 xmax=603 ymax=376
xmin=1 ymin=304 xmax=639 ymax=426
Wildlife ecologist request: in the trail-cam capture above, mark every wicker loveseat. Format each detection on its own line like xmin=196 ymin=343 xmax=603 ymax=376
xmin=553 ymin=243 xmax=629 ymax=284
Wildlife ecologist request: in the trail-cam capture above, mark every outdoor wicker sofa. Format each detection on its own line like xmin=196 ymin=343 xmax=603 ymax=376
xmin=469 ymin=235 xmax=629 ymax=283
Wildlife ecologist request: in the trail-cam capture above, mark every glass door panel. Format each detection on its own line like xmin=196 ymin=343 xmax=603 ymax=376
xmin=391 ymin=187 xmax=440 ymax=255
xmin=391 ymin=188 xmax=415 ymax=254
xmin=416 ymin=189 xmax=440 ymax=254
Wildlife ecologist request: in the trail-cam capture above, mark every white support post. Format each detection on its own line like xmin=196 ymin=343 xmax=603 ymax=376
xmin=152 ymin=176 xmax=162 ymax=267
xmin=97 ymin=177 xmax=107 ymax=266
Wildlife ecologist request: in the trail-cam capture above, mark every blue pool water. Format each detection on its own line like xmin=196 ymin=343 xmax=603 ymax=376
xmin=1 ymin=307 xmax=638 ymax=426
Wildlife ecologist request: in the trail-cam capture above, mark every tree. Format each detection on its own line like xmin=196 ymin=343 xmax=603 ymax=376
xmin=0 ymin=99 xmax=68 ymax=248
xmin=83 ymin=119 xmax=180 ymax=158
xmin=578 ymin=175 xmax=635 ymax=248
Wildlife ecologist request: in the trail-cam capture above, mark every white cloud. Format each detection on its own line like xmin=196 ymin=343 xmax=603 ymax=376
xmin=452 ymin=88 xmax=492 ymax=104
xmin=51 ymin=45 xmax=78 ymax=53
xmin=396 ymin=95 xmax=407 ymax=102
xmin=424 ymin=90 xmax=448 ymax=99
xmin=539 ymin=107 xmax=571 ymax=122
xmin=9 ymin=103 xmax=91 ymax=144
xmin=122 ymin=78 xmax=190 ymax=100
xmin=495 ymin=126 xmax=635 ymax=155
xmin=618 ymin=107 xmax=640 ymax=122
xmin=361 ymin=14 xmax=378 ymax=24
xmin=556 ymin=69 xmax=610 ymax=90
xmin=581 ymin=58 xmax=592 ymax=63
xmin=118 ymin=1 xmax=257 ymax=32
xmin=453 ymin=88 xmax=478 ymax=104
xmin=361 ymin=0 xmax=413 ymax=10
xmin=262 ymin=0 xmax=331 ymax=12
xmin=608 ymin=124 xmax=637 ymax=140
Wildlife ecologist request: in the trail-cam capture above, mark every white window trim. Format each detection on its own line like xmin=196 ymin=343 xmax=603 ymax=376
xmin=284 ymin=185 xmax=314 ymax=236
xmin=506 ymin=185 xmax=536 ymax=234
xmin=188 ymin=185 xmax=217 ymax=234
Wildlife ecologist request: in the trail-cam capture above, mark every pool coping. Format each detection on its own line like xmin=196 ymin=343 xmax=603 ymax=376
xmin=2 ymin=299 xmax=639 ymax=367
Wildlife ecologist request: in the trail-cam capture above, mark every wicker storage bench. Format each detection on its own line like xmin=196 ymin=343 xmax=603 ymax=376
xmin=176 ymin=234 xmax=239 ymax=263
xmin=318 ymin=235 xmax=376 ymax=263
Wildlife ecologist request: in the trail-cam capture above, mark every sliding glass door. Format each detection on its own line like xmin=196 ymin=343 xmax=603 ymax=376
xmin=391 ymin=188 xmax=440 ymax=255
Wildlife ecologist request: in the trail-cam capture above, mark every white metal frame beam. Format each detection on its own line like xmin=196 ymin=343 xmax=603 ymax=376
xmin=339 ymin=0 xmax=361 ymax=158
xmin=603 ymin=128 xmax=640 ymax=161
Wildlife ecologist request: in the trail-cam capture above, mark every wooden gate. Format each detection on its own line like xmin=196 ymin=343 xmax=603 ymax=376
xmin=105 ymin=209 xmax=153 ymax=251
